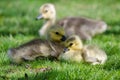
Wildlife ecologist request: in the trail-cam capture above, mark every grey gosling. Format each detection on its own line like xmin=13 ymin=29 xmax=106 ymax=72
xmin=36 ymin=3 xmax=107 ymax=40
xmin=8 ymin=27 xmax=66 ymax=63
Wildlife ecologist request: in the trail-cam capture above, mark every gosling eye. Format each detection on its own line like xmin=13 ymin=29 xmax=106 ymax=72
xmin=44 ymin=10 xmax=48 ymax=13
xmin=55 ymin=32 xmax=59 ymax=35
xmin=69 ymin=43 xmax=73 ymax=47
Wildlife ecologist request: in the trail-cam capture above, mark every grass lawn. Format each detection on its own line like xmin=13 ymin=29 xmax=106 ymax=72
xmin=0 ymin=0 xmax=120 ymax=80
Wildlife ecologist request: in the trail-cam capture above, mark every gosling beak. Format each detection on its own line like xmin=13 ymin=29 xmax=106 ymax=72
xmin=36 ymin=14 xmax=43 ymax=20
xmin=61 ymin=36 xmax=66 ymax=41
xmin=63 ymin=47 xmax=69 ymax=53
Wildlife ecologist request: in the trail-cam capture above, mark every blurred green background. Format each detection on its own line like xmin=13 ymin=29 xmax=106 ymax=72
xmin=0 ymin=0 xmax=120 ymax=80
xmin=0 ymin=0 xmax=120 ymax=35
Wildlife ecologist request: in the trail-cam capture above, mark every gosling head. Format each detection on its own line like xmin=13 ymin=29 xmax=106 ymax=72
xmin=64 ymin=35 xmax=83 ymax=50
xmin=36 ymin=3 xmax=56 ymax=20
xmin=48 ymin=26 xmax=66 ymax=42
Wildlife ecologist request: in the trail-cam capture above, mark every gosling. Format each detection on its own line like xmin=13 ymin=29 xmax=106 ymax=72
xmin=36 ymin=3 xmax=107 ymax=40
xmin=8 ymin=27 xmax=66 ymax=63
xmin=59 ymin=35 xmax=107 ymax=65
xmin=58 ymin=35 xmax=83 ymax=62
xmin=57 ymin=17 xmax=107 ymax=40
xmin=36 ymin=3 xmax=56 ymax=36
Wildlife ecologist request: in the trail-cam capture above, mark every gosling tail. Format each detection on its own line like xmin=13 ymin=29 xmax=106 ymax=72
xmin=7 ymin=48 xmax=16 ymax=59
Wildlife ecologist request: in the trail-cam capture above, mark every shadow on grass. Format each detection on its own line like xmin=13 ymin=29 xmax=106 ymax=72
xmin=104 ymin=30 xmax=120 ymax=35
xmin=103 ymin=59 xmax=120 ymax=71
xmin=104 ymin=25 xmax=120 ymax=35
xmin=0 ymin=27 xmax=40 ymax=37
xmin=17 ymin=70 xmax=60 ymax=80
xmin=17 ymin=69 xmax=84 ymax=80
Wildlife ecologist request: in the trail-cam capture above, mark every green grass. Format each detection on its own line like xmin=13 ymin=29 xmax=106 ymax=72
xmin=0 ymin=0 xmax=120 ymax=80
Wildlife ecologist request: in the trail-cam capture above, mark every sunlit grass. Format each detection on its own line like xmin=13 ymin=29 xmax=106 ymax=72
xmin=0 ymin=0 xmax=120 ymax=80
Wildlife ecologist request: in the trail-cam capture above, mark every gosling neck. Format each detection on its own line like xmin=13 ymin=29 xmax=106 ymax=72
xmin=45 ymin=12 xmax=56 ymax=26
xmin=48 ymin=16 xmax=56 ymax=26
xmin=39 ymin=17 xmax=56 ymax=36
